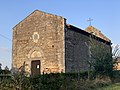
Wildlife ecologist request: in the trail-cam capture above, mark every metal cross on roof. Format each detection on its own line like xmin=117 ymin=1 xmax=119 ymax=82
xmin=87 ymin=18 xmax=93 ymax=26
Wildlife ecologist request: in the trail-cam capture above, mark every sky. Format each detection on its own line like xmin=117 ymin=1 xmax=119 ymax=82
xmin=0 ymin=0 xmax=120 ymax=69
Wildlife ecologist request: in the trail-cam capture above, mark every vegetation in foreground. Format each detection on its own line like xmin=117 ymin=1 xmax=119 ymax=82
xmin=0 ymin=71 xmax=112 ymax=90
xmin=97 ymin=83 xmax=120 ymax=90
xmin=0 ymin=37 xmax=120 ymax=90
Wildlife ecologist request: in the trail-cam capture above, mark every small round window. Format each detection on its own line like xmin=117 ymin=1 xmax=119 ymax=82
xmin=32 ymin=32 xmax=39 ymax=43
xmin=34 ymin=34 xmax=39 ymax=40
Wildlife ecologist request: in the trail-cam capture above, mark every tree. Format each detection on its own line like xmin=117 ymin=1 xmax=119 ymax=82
xmin=0 ymin=63 xmax=2 ymax=74
xmin=3 ymin=66 xmax=11 ymax=74
xmin=88 ymin=35 xmax=117 ymax=79
xmin=0 ymin=63 xmax=2 ymax=70
xmin=112 ymin=45 xmax=120 ymax=70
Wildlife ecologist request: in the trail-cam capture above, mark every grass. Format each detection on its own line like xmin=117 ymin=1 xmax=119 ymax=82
xmin=97 ymin=83 xmax=120 ymax=90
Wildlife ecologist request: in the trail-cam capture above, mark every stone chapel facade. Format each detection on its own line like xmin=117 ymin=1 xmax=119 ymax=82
xmin=12 ymin=10 xmax=111 ymax=75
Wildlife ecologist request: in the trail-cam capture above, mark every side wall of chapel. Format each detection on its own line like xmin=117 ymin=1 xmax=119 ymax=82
xmin=65 ymin=26 xmax=111 ymax=73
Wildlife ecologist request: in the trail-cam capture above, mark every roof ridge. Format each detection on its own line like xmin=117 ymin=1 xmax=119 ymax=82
xmin=85 ymin=26 xmax=110 ymax=42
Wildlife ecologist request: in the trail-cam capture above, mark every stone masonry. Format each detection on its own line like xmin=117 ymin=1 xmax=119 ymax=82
xmin=12 ymin=10 xmax=111 ymax=75
xmin=12 ymin=10 xmax=65 ymax=74
xmin=65 ymin=25 xmax=111 ymax=73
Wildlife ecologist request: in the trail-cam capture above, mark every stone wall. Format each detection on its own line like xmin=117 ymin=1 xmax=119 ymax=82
xmin=12 ymin=10 xmax=65 ymax=74
xmin=12 ymin=10 xmax=112 ymax=75
xmin=65 ymin=25 xmax=111 ymax=73
xmin=65 ymin=27 xmax=90 ymax=73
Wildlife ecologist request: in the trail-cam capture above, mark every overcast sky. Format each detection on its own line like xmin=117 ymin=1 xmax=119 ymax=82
xmin=0 ymin=0 xmax=120 ymax=69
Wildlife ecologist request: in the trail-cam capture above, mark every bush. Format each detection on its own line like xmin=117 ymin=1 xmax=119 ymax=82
xmin=0 ymin=72 xmax=111 ymax=90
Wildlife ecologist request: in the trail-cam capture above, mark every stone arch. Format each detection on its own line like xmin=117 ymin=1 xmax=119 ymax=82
xmin=30 ymin=51 xmax=41 ymax=58
xmin=27 ymin=47 xmax=44 ymax=74
xmin=28 ymin=47 xmax=44 ymax=59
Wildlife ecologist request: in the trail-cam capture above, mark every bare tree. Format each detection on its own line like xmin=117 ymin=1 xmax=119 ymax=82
xmin=112 ymin=44 xmax=120 ymax=70
xmin=0 ymin=63 xmax=1 ymax=69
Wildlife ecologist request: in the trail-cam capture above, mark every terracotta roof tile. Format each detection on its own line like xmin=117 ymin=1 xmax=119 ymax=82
xmin=85 ymin=26 xmax=110 ymax=42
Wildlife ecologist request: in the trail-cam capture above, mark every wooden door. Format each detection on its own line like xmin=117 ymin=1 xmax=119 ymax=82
xmin=31 ymin=60 xmax=40 ymax=76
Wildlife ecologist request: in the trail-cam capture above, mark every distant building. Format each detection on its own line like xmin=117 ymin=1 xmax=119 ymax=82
xmin=12 ymin=10 xmax=111 ymax=75
xmin=115 ymin=57 xmax=120 ymax=70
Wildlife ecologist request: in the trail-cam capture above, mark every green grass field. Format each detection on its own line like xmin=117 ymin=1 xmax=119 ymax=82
xmin=98 ymin=83 xmax=120 ymax=90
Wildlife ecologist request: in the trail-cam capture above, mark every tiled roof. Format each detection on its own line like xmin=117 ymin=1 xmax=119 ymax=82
xmin=85 ymin=26 xmax=110 ymax=42
xmin=66 ymin=24 xmax=111 ymax=45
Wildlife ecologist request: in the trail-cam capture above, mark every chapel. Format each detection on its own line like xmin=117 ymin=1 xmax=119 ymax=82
xmin=12 ymin=10 xmax=111 ymax=75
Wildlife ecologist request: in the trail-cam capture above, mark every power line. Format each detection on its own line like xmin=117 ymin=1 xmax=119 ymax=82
xmin=0 ymin=33 xmax=11 ymax=41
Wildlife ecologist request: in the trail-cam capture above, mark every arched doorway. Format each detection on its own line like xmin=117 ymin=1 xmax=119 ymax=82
xmin=31 ymin=60 xmax=41 ymax=76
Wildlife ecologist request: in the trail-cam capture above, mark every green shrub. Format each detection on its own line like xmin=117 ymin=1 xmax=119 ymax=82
xmin=0 ymin=72 xmax=112 ymax=90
